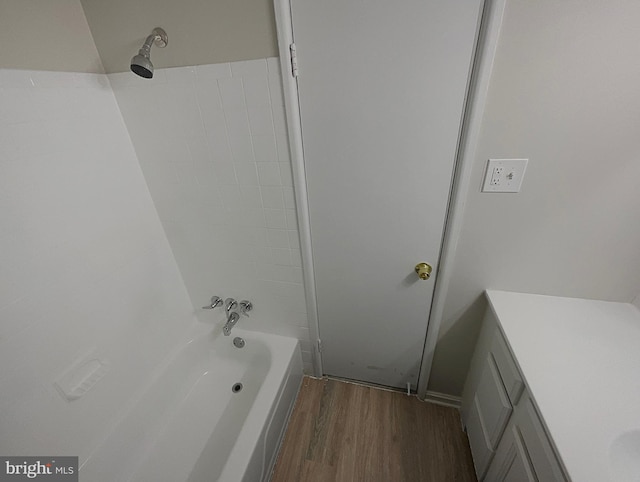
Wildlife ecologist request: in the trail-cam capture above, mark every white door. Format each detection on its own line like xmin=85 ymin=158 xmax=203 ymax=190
xmin=290 ymin=0 xmax=482 ymax=390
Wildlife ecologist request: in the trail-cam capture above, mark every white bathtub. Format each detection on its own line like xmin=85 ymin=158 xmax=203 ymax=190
xmin=80 ymin=324 xmax=303 ymax=482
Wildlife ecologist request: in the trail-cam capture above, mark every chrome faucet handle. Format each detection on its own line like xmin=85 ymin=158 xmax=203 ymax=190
xmin=238 ymin=300 xmax=253 ymax=317
xmin=203 ymin=296 xmax=224 ymax=310
xmin=225 ymin=298 xmax=238 ymax=313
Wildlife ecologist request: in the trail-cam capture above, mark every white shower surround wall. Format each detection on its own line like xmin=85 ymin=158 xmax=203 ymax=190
xmin=0 ymin=69 xmax=196 ymax=460
xmin=109 ymin=58 xmax=313 ymax=373
xmin=0 ymin=65 xmax=304 ymax=479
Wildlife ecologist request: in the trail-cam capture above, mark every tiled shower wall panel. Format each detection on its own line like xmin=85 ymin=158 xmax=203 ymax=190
xmin=109 ymin=58 xmax=313 ymax=372
xmin=0 ymin=70 xmax=196 ymax=460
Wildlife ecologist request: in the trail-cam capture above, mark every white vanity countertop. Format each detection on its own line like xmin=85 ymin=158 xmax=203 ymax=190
xmin=486 ymin=290 xmax=640 ymax=482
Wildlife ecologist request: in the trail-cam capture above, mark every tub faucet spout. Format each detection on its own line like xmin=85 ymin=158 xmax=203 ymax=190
xmin=223 ymin=312 xmax=240 ymax=336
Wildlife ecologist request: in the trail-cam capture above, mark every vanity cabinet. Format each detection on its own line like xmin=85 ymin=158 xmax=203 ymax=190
xmin=462 ymin=305 xmax=567 ymax=481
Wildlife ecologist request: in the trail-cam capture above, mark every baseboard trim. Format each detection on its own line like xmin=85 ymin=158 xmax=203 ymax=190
xmin=325 ymin=375 xmax=410 ymax=395
xmin=422 ymin=390 xmax=462 ymax=409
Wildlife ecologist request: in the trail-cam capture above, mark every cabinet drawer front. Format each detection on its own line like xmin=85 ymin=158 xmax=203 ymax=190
xmin=505 ymin=427 xmax=537 ymax=482
xmin=467 ymin=396 xmax=494 ymax=478
xmin=484 ymin=422 xmax=537 ymax=482
xmin=517 ymin=397 xmax=567 ymax=482
xmin=466 ymin=354 xmax=513 ymax=478
xmin=491 ymin=331 xmax=524 ymax=405
xmin=477 ymin=354 xmax=513 ymax=449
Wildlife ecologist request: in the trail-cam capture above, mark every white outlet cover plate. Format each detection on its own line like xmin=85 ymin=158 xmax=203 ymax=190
xmin=482 ymin=158 xmax=529 ymax=193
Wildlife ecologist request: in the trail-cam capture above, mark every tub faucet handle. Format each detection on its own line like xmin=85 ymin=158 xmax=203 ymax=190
xmin=203 ymin=296 xmax=223 ymax=310
xmin=225 ymin=298 xmax=238 ymax=313
xmin=239 ymin=300 xmax=253 ymax=317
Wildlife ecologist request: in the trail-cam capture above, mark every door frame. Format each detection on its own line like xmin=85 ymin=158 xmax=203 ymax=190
xmin=273 ymin=0 xmax=507 ymax=393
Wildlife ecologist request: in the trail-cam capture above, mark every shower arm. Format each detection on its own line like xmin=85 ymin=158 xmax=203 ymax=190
xmin=137 ymin=35 xmax=157 ymax=57
xmin=137 ymin=28 xmax=169 ymax=57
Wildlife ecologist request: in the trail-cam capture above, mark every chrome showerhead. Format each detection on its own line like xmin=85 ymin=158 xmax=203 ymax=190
xmin=130 ymin=27 xmax=168 ymax=79
xmin=130 ymin=53 xmax=154 ymax=78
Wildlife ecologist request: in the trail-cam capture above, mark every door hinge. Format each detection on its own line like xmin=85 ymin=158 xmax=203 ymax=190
xmin=289 ymin=43 xmax=299 ymax=78
xmin=317 ymin=339 xmax=322 ymax=353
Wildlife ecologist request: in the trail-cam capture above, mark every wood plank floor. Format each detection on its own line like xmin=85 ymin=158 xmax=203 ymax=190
xmin=271 ymin=377 xmax=477 ymax=482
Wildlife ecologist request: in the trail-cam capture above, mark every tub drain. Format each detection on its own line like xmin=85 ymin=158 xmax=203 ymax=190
xmin=233 ymin=337 xmax=245 ymax=348
xmin=232 ymin=382 xmax=243 ymax=393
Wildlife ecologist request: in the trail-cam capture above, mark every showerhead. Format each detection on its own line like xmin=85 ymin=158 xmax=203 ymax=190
xmin=130 ymin=27 xmax=168 ymax=79
xmin=130 ymin=53 xmax=154 ymax=78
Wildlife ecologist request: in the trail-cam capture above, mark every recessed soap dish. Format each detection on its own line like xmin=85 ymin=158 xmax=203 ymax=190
xmin=54 ymin=350 xmax=110 ymax=402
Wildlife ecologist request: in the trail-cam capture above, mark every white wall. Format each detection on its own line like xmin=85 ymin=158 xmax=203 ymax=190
xmin=633 ymin=294 xmax=640 ymax=311
xmin=429 ymin=0 xmax=640 ymax=396
xmin=109 ymin=59 xmax=313 ymax=373
xmin=81 ymin=0 xmax=278 ymax=73
xmin=0 ymin=69 xmax=196 ymax=461
xmin=0 ymin=0 xmax=103 ymax=73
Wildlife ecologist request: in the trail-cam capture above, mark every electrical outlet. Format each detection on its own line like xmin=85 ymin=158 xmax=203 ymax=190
xmin=490 ymin=166 xmax=504 ymax=186
xmin=482 ymin=159 xmax=528 ymax=193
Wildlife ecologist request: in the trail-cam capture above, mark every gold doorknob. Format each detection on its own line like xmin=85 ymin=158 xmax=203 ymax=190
xmin=415 ymin=262 xmax=433 ymax=280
